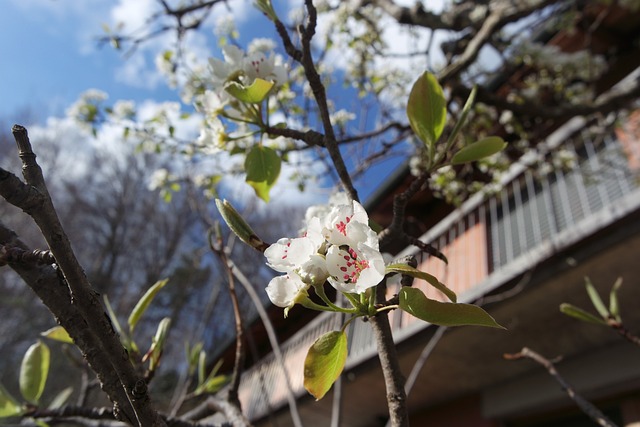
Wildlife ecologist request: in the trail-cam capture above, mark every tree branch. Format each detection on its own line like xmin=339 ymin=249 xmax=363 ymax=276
xmin=274 ymin=3 xmax=359 ymax=201
xmin=226 ymin=260 xmax=303 ymax=427
xmin=504 ymin=347 xmax=619 ymax=427
xmin=378 ymin=171 xmax=430 ymax=249
xmin=369 ymin=280 xmax=408 ymax=427
xmin=0 ymin=222 xmax=134 ymax=423
xmin=209 ymin=234 xmax=246 ymax=413
xmin=1 ymin=125 xmax=164 ymax=426
xmin=465 ymin=78 xmax=640 ymax=120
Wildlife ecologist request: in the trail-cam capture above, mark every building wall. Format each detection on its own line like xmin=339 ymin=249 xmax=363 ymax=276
xmin=409 ymin=394 xmax=498 ymax=427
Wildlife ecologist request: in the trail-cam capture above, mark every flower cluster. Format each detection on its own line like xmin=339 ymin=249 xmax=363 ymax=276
xmin=66 ymin=89 xmax=109 ymax=130
xmin=264 ymin=196 xmax=385 ymax=313
xmin=190 ymin=43 xmax=288 ymax=155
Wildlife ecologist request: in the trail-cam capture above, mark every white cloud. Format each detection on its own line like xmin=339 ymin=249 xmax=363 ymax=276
xmin=110 ymin=0 xmax=159 ymax=33
xmin=114 ymin=53 xmax=164 ymax=89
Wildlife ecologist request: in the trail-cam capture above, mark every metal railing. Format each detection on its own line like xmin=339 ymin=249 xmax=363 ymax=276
xmin=238 ymin=117 xmax=640 ymax=421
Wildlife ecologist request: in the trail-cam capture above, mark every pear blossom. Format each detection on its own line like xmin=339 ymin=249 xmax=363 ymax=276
xmin=265 ymin=236 xmax=320 ymax=273
xmin=214 ymin=14 xmax=237 ymax=37
xmin=297 ymin=254 xmax=330 ymax=286
xmin=326 ymin=243 xmax=385 ymax=294
xmin=248 ymin=38 xmax=277 ymax=54
xmin=111 ymin=100 xmax=136 ymax=120
xmin=322 ymin=200 xmax=378 ymax=249
xmin=208 ymin=44 xmax=287 ymax=89
xmin=196 ymin=89 xmax=229 ymax=119
xmin=244 ymin=51 xmax=288 ymax=87
xmin=266 ymin=271 xmax=309 ymax=310
xmin=209 ymin=45 xmax=245 ymax=86
xmin=303 ymin=192 xmax=350 ymax=227
xmin=264 ymin=197 xmax=385 ymax=311
xmin=148 ymin=168 xmax=175 ymax=191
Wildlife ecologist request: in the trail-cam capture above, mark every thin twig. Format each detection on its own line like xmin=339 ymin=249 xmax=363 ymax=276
xmin=209 ymin=233 xmax=245 ymax=411
xmin=607 ymin=320 xmax=640 ymax=347
xmin=504 ymin=347 xmax=619 ymax=427
xmin=226 ymin=260 xmax=303 ymax=427
xmin=378 ymin=171 xmax=430 ymax=249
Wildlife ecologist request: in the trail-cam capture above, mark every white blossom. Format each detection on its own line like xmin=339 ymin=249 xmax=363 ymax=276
xmin=214 ymin=14 xmax=237 ymax=37
xmin=208 ymin=44 xmax=288 ymax=89
xmin=264 ymin=198 xmax=385 ymax=311
xmin=330 ymin=109 xmax=356 ymax=127
xmin=244 ymin=51 xmax=288 ymax=87
xmin=322 ymin=200 xmax=377 ymax=249
xmin=326 ymin=243 xmax=385 ymax=294
xmin=248 ymin=38 xmax=277 ymax=54
xmin=265 ymin=235 xmax=321 ymax=273
xmin=112 ymin=100 xmax=136 ymax=120
xmin=148 ymin=168 xmax=174 ymax=191
xmin=266 ymin=271 xmax=309 ymax=310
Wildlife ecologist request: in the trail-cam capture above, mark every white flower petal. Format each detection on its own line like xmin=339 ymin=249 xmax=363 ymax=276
xmin=298 ymin=254 xmax=329 ymax=286
xmin=265 ymin=272 xmax=308 ymax=308
xmin=325 ymin=243 xmax=384 ymax=294
xmin=265 ymin=236 xmax=317 ymax=272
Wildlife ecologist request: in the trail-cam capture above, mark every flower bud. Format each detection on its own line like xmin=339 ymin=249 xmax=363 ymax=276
xmin=215 ymin=199 xmax=268 ymax=252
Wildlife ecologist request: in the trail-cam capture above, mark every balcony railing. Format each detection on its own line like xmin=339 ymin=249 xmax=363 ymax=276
xmin=238 ymin=117 xmax=640 ymax=422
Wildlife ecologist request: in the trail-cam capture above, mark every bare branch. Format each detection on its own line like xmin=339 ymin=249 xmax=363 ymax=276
xmin=0 ymin=221 xmax=134 ymax=423
xmin=439 ymin=0 xmax=557 ymax=83
xmin=505 ymin=347 xmax=619 ymax=427
xmin=378 ymin=172 xmax=430 ymax=249
xmin=209 ymin=233 xmax=246 ymax=412
xmin=274 ymin=3 xmax=359 ymax=201
xmin=1 ymin=125 xmax=165 ymax=426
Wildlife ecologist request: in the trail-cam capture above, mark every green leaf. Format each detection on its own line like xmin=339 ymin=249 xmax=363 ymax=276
xmin=40 ymin=326 xmax=73 ymax=344
xmin=128 ymin=278 xmax=170 ymax=334
xmin=103 ymin=295 xmax=134 ymax=351
xmin=245 ymin=145 xmax=281 ymax=202
xmin=194 ymin=359 xmax=228 ymax=395
xmin=406 ymin=72 xmax=447 ymax=154
xmin=451 ymin=136 xmax=506 ymax=165
xmin=609 ymin=277 xmax=623 ymax=322
xmin=0 ymin=381 xmax=22 ymax=418
xmin=198 ymin=374 xmax=228 ymax=394
xmin=48 ymin=386 xmax=73 ymax=410
xmin=203 ymin=359 xmax=223 ymax=385
xmin=399 ymin=287 xmax=504 ymax=328
xmin=584 ymin=277 xmax=609 ymax=319
xmin=143 ymin=317 xmax=171 ymax=372
xmin=20 ymin=341 xmax=50 ymax=404
xmin=445 ymin=85 xmax=477 ymax=148
xmin=225 ymin=78 xmax=274 ymax=103
xmin=103 ymin=295 xmax=123 ymax=336
xmin=385 ymin=264 xmax=456 ymax=303
xmin=559 ymin=303 xmax=607 ymax=325
xmin=303 ymin=331 xmax=348 ymax=400
xmin=197 ymin=350 xmax=206 ymax=387
xmin=186 ymin=342 xmax=204 ymax=376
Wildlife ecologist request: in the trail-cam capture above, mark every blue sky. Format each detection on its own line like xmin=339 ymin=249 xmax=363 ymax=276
xmin=0 ymin=0 xmax=234 ymax=119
